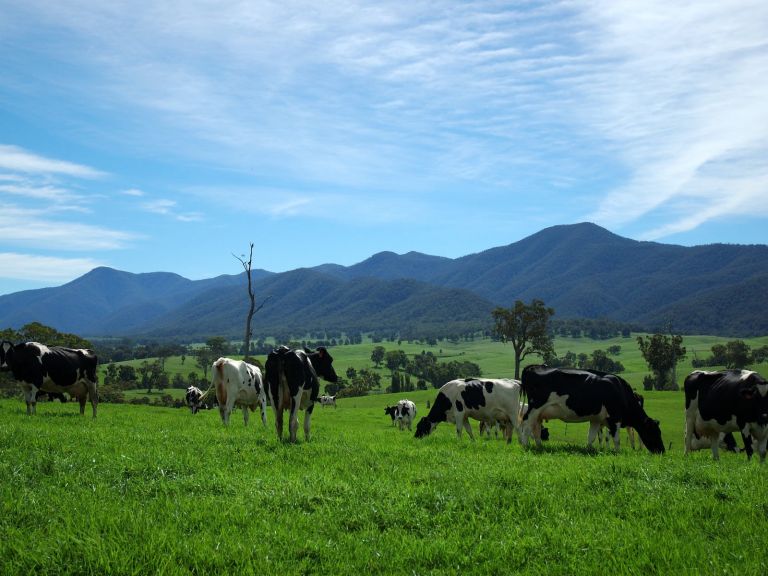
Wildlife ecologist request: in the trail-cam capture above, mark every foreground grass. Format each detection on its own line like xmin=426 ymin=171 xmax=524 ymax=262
xmin=1 ymin=398 xmax=766 ymax=575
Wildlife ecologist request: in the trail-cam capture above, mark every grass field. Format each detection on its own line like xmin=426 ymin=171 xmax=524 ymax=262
xmin=1 ymin=383 xmax=767 ymax=575
xmin=105 ymin=333 xmax=768 ymax=399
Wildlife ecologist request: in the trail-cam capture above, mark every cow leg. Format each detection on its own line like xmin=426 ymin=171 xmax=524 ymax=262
xmin=586 ymin=421 xmax=601 ymax=449
xmin=288 ymin=394 xmax=301 ymax=443
xmin=684 ymin=413 xmax=697 ymax=455
xmin=23 ymin=385 xmax=37 ymax=415
xmin=304 ymin=403 xmax=315 ymax=442
xmin=77 ymin=394 xmax=87 ymax=416
xmin=627 ymin=427 xmax=636 ymax=449
xmin=709 ymin=434 xmax=721 ymax=461
xmin=242 ymin=406 xmax=249 ymax=426
xmin=273 ymin=408 xmax=284 ymax=440
xmin=86 ymin=379 xmax=99 ymax=418
xmin=260 ymin=397 xmax=267 ymax=426
xmin=463 ymin=418 xmax=475 ymax=440
xmin=611 ymin=425 xmax=621 ymax=451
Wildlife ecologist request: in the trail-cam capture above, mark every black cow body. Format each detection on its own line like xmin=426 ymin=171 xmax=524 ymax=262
xmin=684 ymin=369 xmax=768 ymax=462
xmin=0 ymin=341 xmax=98 ymax=417
xmin=520 ymin=365 xmax=664 ymax=453
xmin=264 ymin=346 xmax=338 ymax=443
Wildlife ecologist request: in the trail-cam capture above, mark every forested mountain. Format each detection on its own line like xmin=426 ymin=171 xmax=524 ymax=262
xmin=1 ymin=223 xmax=766 ymax=338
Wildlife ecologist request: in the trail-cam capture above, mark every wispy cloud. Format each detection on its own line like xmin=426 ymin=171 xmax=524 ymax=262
xmin=0 ymin=144 xmax=105 ymax=178
xmin=0 ymin=252 xmax=105 ymax=282
xmin=0 ymin=204 xmax=137 ymax=250
xmin=139 ymin=198 xmax=203 ymax=222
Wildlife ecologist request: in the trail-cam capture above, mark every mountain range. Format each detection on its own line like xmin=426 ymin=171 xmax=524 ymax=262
xmin=1 ymin=222 xmax=766 ymax=339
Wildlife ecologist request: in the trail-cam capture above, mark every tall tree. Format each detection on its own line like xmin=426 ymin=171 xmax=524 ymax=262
xmin=637 ymin=333 xmax=687 ymax=390
xmin=492 ymin=299 xmax=555 ymax=379
xmin=233 ymin=243 xmax=269 ymax=358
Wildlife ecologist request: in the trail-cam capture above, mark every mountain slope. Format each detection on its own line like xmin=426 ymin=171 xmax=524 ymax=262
xmin=1 ymin=223 xmax=766 ymax=337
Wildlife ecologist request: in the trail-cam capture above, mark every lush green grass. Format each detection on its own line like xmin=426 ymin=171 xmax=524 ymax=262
xmin=1 ymin=389 xmax=767 ymax=575
xmin=102 ymin=334 xmax=768 ymax=397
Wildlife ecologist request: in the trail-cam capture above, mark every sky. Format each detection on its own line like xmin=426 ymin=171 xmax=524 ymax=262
xmin=1 ymin=0 xmax=767 ymax=296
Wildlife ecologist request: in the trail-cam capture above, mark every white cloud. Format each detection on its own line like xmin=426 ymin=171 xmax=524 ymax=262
xmin=0 ymin=252 xmax=105 ymax=282
xmin=0 ymin=144 xmax=105 ymax=178
xmin=0 ymin=204 xmax=137 ymax=250
xmin=122 ymin=188 xmax=145 ymax=196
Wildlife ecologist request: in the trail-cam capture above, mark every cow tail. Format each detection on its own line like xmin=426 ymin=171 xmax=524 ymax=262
xmin=199 ymin=359 xmax=223 ymax=403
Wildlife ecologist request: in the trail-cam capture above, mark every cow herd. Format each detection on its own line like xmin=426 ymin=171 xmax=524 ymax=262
xmin=1 ymin=339 xmax=767 ymax=461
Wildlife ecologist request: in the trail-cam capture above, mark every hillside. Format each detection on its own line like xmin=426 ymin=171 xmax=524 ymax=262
xmin=0 ymin=222 xmax=766 ymax=338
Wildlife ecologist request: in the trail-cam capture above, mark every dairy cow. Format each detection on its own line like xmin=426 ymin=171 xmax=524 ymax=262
xmin=319 ymin=395 xmax=337 ymax=408
xmin=394 ymin=399 xmax=416 ymax=431
xmin=264 ymin=346 xmax=338 ymax=443
xmin=211 ymin=358 xmax=267 ymax=426
xmin=684 ymin=369 xmax=768 ymax=462
xmin=415 ymin=378 xmax=521 ymax=443
xmin=0 ymin=341 xmax=98 ymax=417
xmin=185 ymin=385 xmax=205 ymax=414
xmin=519 ymin=365 xmax=665 ymax=453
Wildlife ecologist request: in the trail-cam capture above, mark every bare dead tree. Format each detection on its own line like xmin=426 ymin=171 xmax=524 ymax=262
xmin=233 ymin=243 xmax=270 ymax=357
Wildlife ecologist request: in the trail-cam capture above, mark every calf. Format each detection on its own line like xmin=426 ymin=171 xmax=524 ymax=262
xmin=185 ymin=385 xmax=205 ymax=414
xmin=520 ymin=365 xmax=664 ymax=453
xmin=319 ymin=395 xmax=337 ymax=408
xmin=264 ymin=346 xmax=338 ymax=443
xmin=0 ymin=341 xmax=98 ymax=417
xmin=211 ymin=358 xmax=267 ymax=426
xmin=684 ymin=369 xmax=768 ymax=462
xmin=415 ymin=378 xmax=521 ymax=443
xmin=384 ymin=405 xmax=398 ymax=425
xmin=395 ymin=399 xmax=416 ymax=431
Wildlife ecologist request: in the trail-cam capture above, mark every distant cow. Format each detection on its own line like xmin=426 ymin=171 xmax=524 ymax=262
xmin=384 ymin=405 xmax=398 ymax=425
xmin=211 ymin=358 xmax=267 ymax=426
xmin=185 ymin=385 xmax=205 ymax=414
xmin=319 ymin=395 xmax=337 ymax=408
xmin=684 ymin=369 xmax=768 ymax=462
xmin=264 ymin=346 xmax=338 ymax=443
xmin=519 ymin=366 xmax=665 ymax=453
xmin=415 ymin=378 xmax=521 ymax=443
xmin=394 ymin=399 xmax=416 ymax=431
xmin=0 ymin=341 xmax=98 ymax=417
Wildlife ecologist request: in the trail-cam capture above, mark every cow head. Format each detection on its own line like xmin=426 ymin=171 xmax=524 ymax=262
xmin=414 ymin=417 xmax=435 ymax=438
xmin=0 ymin=340 xmax=14 ymax=371
xmin=384 ymin=406 xmax=397 ymax=420
xmin=307 ymin=347 xmax=338 ymax=383
xmin=637 ymin=417 xmax=665 ymax=454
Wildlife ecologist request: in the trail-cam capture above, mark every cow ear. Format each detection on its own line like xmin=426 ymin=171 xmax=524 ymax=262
xmin=740 ymin=387 xmax=756 ymax=400
xmin=317 ymin=348 xmax=326 ymax=358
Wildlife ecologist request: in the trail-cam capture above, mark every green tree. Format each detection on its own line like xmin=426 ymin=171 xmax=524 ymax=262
xmin=725 ymin=340 xmax=751 ymax=369
xmin=637 ymin=333 xmax=686 ymax=390
xmin=492 ymin=299 xmax=555 ymax=379
xmin=371 ymin=346 xmax=386 ymax=368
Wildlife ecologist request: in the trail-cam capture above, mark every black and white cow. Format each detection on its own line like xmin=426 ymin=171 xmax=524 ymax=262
xmin=519 ymin=365 xmax=665 ymax=453
xmin=264 ymin=346 xmax=338 ymax=443
xmin=211 ymin=357 xmax=267 ymax=426
xmin=185 ymin=385 xmax=205 ymax=414
xmin=319 ymin=395 xmax=337 ymax=408
xmin=384 ymin=405 xmax=399 ymax=425
xmin=684 ymin=369 xmax=768 ymax=462
xmin=0 ymin=341 xmax=98 ymax=417
xmin=415 ymin=378 xmax=521 ymax=443
xmin=394 ymin=399 xmax=416 ymax=431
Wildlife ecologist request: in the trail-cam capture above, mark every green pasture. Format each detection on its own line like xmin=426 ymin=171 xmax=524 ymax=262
xmin=105 ymin=334 xmax=768 ymax=398
xmin=1 ymin=386 xmax=767 ymax=575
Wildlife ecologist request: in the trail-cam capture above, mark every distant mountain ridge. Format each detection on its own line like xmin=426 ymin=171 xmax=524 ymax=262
xmin=0 ymin=222 xmax=766 ymax=338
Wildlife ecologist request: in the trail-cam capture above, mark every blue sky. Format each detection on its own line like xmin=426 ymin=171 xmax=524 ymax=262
xmin=1 ymin=1 xmax=766 ymax=296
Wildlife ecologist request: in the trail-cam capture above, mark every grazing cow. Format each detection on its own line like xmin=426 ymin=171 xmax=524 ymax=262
xmin=684 ymin=369 xmax=768 ymax=462
xmin=0 ymin=341 xmax=98 ymax=417
xmin=394 ymin=399 xmax=416 ymax=431
xmin=519 ymin=366 xmax=665 ymax=453
xmin=185 ymin=385 xmax=205 ymax=414
xmin=264 ymin=346 xmax=338 ymax=443
xmin=415 ymin=378 xmax=521 ymax=443
xmin=319 ymin=395 xmax=337 ymax=408
xmin=384 ymin=405 xmax=399 ymax=425
xmin=211 ymin=358 xmax=267 ymax=426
